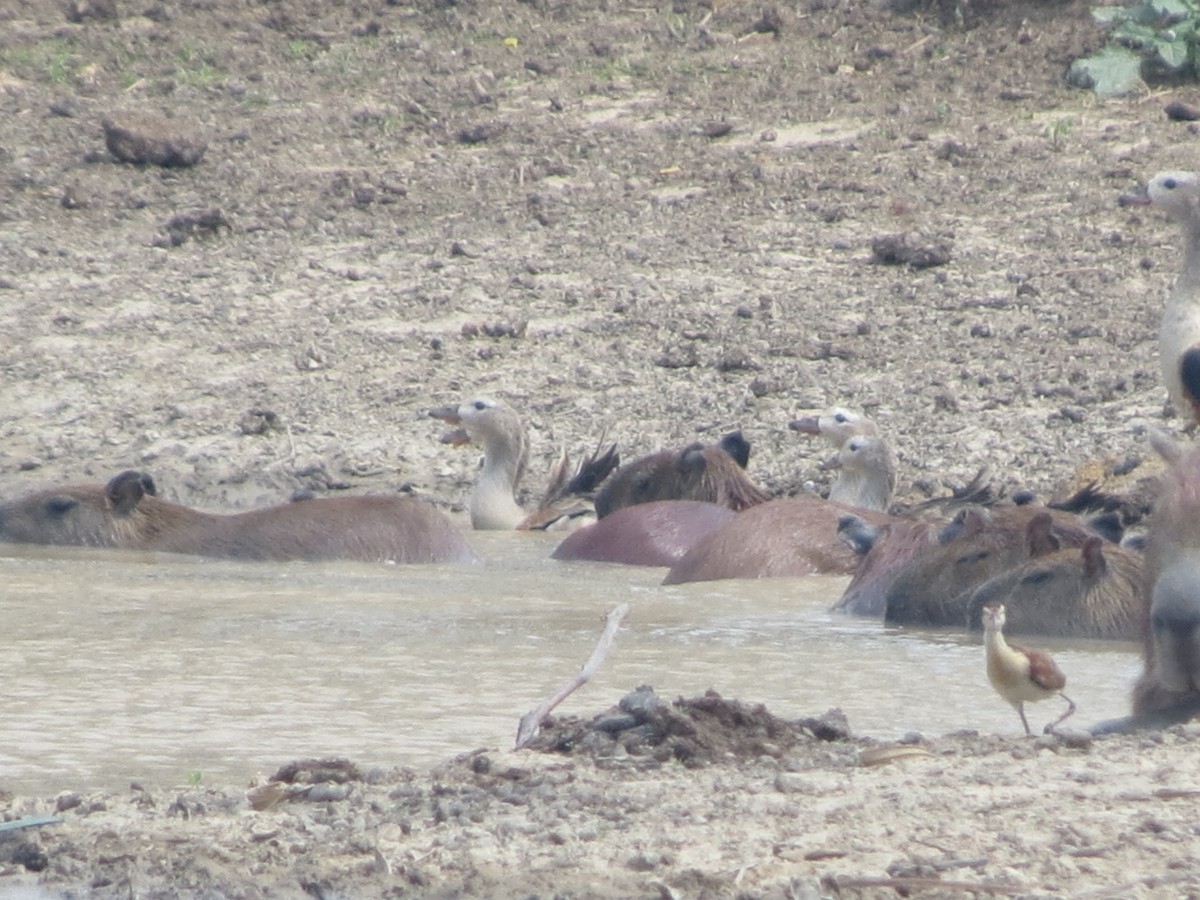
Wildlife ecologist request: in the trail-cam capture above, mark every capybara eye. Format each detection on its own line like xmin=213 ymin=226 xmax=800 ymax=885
xmin=45 ymin=497 xmax=78 ymax=516
xmin=1164 ymin=177 xmax=1178 ymax=190
xmin=473 ymin=400 xmax=487 ymax=410
xmin=1021 ymin=570 xmax=1053 ymax=587
xmin=834 ymin=413 xmax=847 ymax=422
xmin=956 ymin=550 xmax=989 ymax=566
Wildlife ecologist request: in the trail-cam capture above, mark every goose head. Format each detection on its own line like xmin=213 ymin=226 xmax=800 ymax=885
xmin=432 ymin=397 xmax=528 ymax=530
xmin=823 ymin=435 xmax=897 ymax=512
xmin=789 ymin=407 xmax=878 ymax=448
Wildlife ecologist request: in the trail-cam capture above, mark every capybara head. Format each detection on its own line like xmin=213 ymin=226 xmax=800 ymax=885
xmin=1134 ymin=434 xmax=1200 ymax=715
xmin=593 ymin=433 xmax=771 ymax=518
xmin=964 ymin=537 xmax=1143 ymax=640
xmin=883 ymin=506 xmax=1104 ymax=628
xmin=0 ymin=470 xmax=157 ymax=547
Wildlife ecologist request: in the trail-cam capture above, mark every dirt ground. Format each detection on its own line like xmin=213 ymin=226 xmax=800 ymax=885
xmin=3 ymin=0 xmax=1200 ymax=895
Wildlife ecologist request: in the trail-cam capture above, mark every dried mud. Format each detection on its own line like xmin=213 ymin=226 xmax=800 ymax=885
xmin=3 ymin=0 xmax=1200 ymax=895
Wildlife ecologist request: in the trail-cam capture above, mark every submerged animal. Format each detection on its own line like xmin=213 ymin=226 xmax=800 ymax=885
xmin=982 ymin=603 xmax=1076 ymax=736
xmin=0 ymin=470 xmax=479 ymax=564
xmin=431 ymin=396 xmax=618 ymax=530
xmin=660 ymin=498 xmax=894 ymax=585
xmin=551 ymin=500 xmax=736 ymax=567
xmin=1121 ymin=171 xmax=1200 ymax=424
xmin=883 ymin=506 xmax=1112 ymax=629
xmin=964 ymin=537 xmax=1143 ymax=641
xmin=593 ymin=432 xmax=770 ymax=518
xmin=657 ymin=428 xmax=906 ymax=585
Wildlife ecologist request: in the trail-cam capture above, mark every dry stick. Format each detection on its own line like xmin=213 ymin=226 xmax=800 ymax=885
xmin=1069 ymin=872 xmax=1200 ymax=899
xmin=824 ymin=875 xmax=1021 ymax=895
xmin=514 ymin=602 xmax=631 ymax=750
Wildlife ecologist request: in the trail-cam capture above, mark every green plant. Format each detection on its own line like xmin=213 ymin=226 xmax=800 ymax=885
xmin=1069 ymin=0 xmax=1200 ymax=95
xmin=2 ymin=39 xmax=77 ymax=85
xmin=1044 ymin=116 xmax=1076 ymax=147
xmin=187 ymin=770 xmax=202 ymax=787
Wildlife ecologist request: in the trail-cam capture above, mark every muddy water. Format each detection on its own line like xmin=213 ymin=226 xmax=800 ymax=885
xmin=1 ymin=533 xmax=1142 ymax=795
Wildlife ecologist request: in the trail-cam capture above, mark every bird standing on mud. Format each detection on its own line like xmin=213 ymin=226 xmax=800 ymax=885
xmin=982 ymin=603 xmax=1076 ymax=735
xmin=1121 ymin=171 xmax=1200 ymax=426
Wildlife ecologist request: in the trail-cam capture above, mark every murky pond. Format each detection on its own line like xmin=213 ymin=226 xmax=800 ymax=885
xmin=1 ymin=532 xmax=1143 ymax=795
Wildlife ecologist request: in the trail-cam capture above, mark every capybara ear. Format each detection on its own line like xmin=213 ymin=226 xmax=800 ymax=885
xmin=105 ymin=470 xmax=151 ymax=516
xmin=939 ymin=507 xmax=989 ymax=543
xmin=717 ymin=431 xmax=751 ymax=469
xmin=678 ymin=444 xmax=709 ymax=475
xmin=1081 ymin=537 xmax=1108 ymax=579
xmin=1026 ymin=511 xmax=1062 ymax=557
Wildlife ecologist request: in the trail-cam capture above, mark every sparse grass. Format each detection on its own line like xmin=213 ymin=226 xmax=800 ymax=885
xmin=286 ymin=37 xmax=325 ymax=61
xmin=594 ymin=57 xmax=641 ymax=81
xmin=1 ymin=38 xmax=78 ymax=85
xmin=1044 ymin=116 xmax=1076 ymax=148
xmin=175 ymin=44 xmax=225 ymax=89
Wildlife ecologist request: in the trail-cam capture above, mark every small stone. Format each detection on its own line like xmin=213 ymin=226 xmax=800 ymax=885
xmin=103 ymin=114 xmax=207 ymax=167
xmin=1165 ymin=100 xmax=1200 ymax=122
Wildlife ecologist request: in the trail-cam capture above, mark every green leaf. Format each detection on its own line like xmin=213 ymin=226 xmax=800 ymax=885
xmin=1115 ymin=20 xmax=1164 ymax=43
xmin=1091 ymin=4 xmax=1131 ymax=22
xmin=1154 ymin=36 xmax=1191 ymax=67
xmin=1149 ymin=0 xmax=1196 ymax=19
xmin=1066 ymin=46 xmax=1146 ymax=95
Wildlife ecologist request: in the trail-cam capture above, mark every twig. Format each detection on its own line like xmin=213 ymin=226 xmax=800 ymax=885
xmin=514 ymin=602 xmax=631 ymax=749
xmin=1070 ymin=871 xmax=1200 ymax=898
xmin=823 ymin=875 xmax=1020 ymax=895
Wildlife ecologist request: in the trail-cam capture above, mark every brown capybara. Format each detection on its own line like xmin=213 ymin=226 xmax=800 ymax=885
xmin=963 ymin=537 xmax=1143 ymax=640
xmin=593 ymin=432 xmax=770 ymax=519
xmin=882 ymin=506 xmax=1110 ymax=628
xmin=0 ymin=470 xmax=479 ymax=564
xmin=1132 ymin=436 xmax=1200 ymax=720
xmin=551 ymin=500 xmax=737 ymax=567
xmin=661 ymin=498 xmax=895 ymax=585
xmin=832 ymin=515 xmax=940 ymax=616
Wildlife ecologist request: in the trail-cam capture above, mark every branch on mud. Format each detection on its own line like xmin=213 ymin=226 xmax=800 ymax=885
xmin=822 ymin=875 xmax=1021 ymax=895
xmin=514 ymin=602 xmax=630 ymax=750
xmin=1069 ymin=871 xmax=1200 ymax=898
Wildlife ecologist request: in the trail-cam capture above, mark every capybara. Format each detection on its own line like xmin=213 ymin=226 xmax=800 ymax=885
xmin=882 ymin=506 xmax=1109 ymax=628
xmin=594 ymin=432 xmax=770 ymax=518
xmin=551 ymin=500 xmax=737 ymax=567
xmin=833 ymin=515 xmax=940 ymax=616
xmin=661 ymin=498 xmax=894 ymax=585
xmin=0 ymin=470 xmax=479 ymax=564
xmin=963 ymin=537 xmax=1143 ymax=640
xmin=1133 ymin=435 xmax=1200 ymax=719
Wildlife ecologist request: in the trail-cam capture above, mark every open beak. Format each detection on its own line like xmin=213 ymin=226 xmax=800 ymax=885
xmin=429 ymin=405 xmax=471 ymax=445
